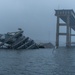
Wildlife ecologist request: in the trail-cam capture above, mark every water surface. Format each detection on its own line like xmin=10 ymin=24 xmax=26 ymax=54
xmin=0 ymin=48 xmax=75 ymax=75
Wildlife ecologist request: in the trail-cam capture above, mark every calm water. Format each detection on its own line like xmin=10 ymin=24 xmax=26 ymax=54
xmin=0 ymin=48 xmax=75 ymax=75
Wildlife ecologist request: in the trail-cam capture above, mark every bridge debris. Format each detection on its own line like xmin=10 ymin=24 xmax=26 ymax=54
xmin=0 ymin=28 xmax=39 ymax=49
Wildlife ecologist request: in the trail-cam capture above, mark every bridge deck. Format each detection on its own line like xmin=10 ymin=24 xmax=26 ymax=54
xmin=55 ymin=9 xmax=75 ymax=30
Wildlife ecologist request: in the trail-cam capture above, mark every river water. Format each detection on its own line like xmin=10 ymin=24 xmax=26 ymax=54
xmin=0 ymin=47 xmax=75 ymax=75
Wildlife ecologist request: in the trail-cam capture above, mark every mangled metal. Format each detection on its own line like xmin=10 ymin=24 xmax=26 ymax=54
xmin=0 ymin=28 xmax=39 ymax=49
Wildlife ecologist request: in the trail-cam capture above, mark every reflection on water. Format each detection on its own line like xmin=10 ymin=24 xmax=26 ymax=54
xmin=0 ymin=48 xmax=75 ymax=75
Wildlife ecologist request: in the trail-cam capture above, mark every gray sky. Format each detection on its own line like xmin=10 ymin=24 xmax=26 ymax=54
xmin=0 ymin=0 xmax=75 ymax=45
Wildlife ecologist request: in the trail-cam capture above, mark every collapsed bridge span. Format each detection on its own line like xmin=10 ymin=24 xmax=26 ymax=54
xmin=0 ymin=28 xmax=39 ymax=49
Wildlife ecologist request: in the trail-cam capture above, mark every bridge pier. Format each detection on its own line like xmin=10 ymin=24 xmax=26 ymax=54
xmin=66 ymin=15 xmax=71 ymax=47
xmin=56 ymin=16 xmax=59 ymax=48
xmin=55 ymin=10 xmax=75 ymax=48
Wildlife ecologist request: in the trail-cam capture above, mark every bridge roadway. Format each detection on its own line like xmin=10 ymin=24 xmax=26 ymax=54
xmin=55 ymin=9 xmax=75 ymax=30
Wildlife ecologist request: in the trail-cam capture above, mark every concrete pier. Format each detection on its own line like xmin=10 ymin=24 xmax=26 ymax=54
xmin=55 ymin=9 xmax=75 ymax=48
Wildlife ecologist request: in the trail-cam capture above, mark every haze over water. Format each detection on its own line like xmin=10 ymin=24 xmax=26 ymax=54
xmin=0 ymin=0 xmax=75 ymax=44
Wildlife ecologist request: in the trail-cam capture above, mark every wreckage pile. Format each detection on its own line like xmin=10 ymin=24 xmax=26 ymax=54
xmin=0 ymin=28 xmax=39 ymax=49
